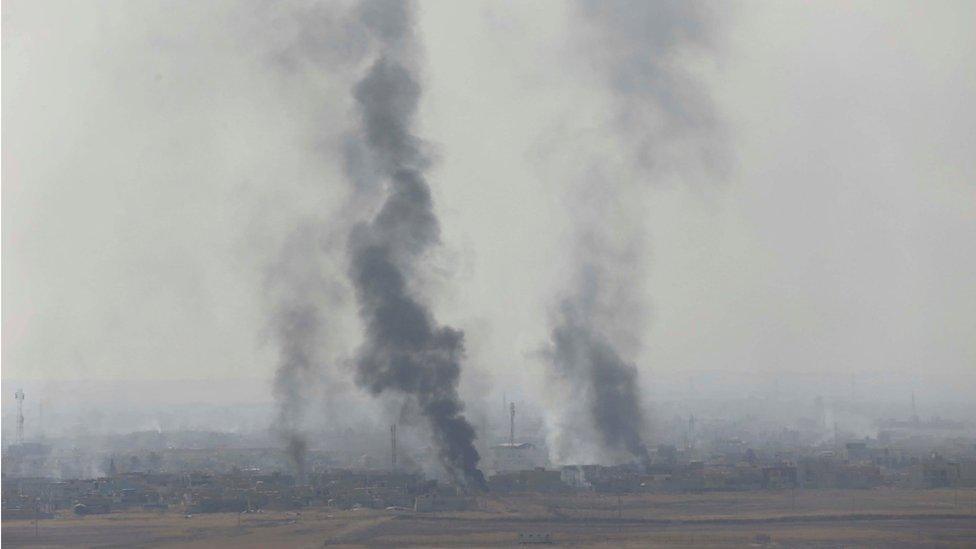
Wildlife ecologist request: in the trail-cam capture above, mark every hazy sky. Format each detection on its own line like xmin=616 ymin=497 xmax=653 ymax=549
xmin=4 ymin=0 xmax=975 ymax=409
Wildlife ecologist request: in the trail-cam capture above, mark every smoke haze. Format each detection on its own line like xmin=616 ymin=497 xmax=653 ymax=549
xmin=4 ymin=1 xmax=975 ymax=467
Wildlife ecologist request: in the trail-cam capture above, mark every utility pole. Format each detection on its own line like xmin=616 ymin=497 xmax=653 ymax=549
xmin=390 ymin=424 xmax=397 ymax=472
xmin=509 ymin=403 xmax=516 ymax=446
xmin=15 ymin=389 xmax=25 ymax=444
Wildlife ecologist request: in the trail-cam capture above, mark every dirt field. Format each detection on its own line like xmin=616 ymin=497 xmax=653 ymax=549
xmin=4 ymin=488 xmax=976 ymax=547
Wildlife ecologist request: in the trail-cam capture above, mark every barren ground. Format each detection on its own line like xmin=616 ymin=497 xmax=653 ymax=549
xmin=4 ymin=488 xmax=976 ymax=547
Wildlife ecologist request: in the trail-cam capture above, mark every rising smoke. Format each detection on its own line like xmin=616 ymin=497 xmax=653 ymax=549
xmin=269 ymin=226 xmax=333 ymax=484
xmin=265 ymin=0 xmax=486 ymax=488
xmin=550 ymin=292 xmax=651 ymax=469
xmin=579 ymin=0 xmax=724 ymax=172
xmin=264 ymin=1 xmax=380 ymax=484
xmin=345 ymin=0 xmax=486 ymax=490
xmin=546 ymin=0 xmax=724 ymax=469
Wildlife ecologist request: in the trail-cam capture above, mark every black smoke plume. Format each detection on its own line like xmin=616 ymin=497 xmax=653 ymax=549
xmin=548 ymin=0 xmax=724 ymax=470
xmin=346 ymin=1 xmax=486 ymax=490
xmin=550 ymin=299 xmax=651 ymax=470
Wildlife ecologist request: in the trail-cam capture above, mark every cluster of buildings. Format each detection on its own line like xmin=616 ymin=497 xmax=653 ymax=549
xmin=549 ymin=443 xmax=976 ymax=494
xmin=1 ymin=469 xmax=478 ymax=519
xmin=4 ymin=392 xmax=976 ymax=520
xmin=6 ymin=442 xmax=974 ymax=520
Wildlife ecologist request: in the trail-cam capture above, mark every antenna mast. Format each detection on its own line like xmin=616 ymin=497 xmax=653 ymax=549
xmin=509 ymin=402 xmax=515 ymax=446
xmin=15 ymin=389 xmax=25 ymax=444
xmin=390 ymin=424 xmax=397 ymax=471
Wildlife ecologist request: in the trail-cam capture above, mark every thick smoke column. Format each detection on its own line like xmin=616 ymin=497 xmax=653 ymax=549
xmin=273 ymin=304 xmax=314 ymax=483
xmin=551 ymin=295 xmax=650 ymax=469
xmin=547 ymin=0 xmax=723 ymax=469
xmin=346 ymin=0 xmax=486 ymax=490
xmin=269 ymin=227 xmax=332 ymax=484
xmin=548 ymin=260 xmax=651 ymax=469
xmin=263 ymin=0 xmax=387 ymax=485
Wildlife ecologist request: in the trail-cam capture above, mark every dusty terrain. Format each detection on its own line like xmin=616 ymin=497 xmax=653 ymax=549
xmin=4 ymin=488 xmax=976 ymax=547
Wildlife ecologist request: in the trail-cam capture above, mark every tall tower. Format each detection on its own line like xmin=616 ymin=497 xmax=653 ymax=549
xmin=509 ymin=402 xmax=515 ymax=446
xmin=390 ymin=423 xmax=397 ymax=472
xmin=15 ymin=389 xmax=25 ymax=444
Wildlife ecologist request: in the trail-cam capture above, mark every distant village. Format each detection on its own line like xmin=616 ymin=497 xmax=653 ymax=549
xmin=4 ymin=392 xmax=976 ymax=520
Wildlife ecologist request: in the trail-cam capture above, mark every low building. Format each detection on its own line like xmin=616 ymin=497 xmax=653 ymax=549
xmin=412 ymin=492 xmax=476 ymax=512
xmin=798 ymin=456 xmax=882 ymax=489
xmin=845 ymin=442 xmax=871 ymax=462
xmin=910 ymin=455 xmax=960 ymax=488
xmin=489 ymin=468 xmax=568 ymax=493
xmin=762 ymin=464 xmax=798 ymax=488
xmin=489 ymin=443 xmax=546 ymax=474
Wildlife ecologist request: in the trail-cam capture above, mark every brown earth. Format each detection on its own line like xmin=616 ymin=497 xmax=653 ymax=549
xmin=4 ymin=488 xmax=976 ymax=547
